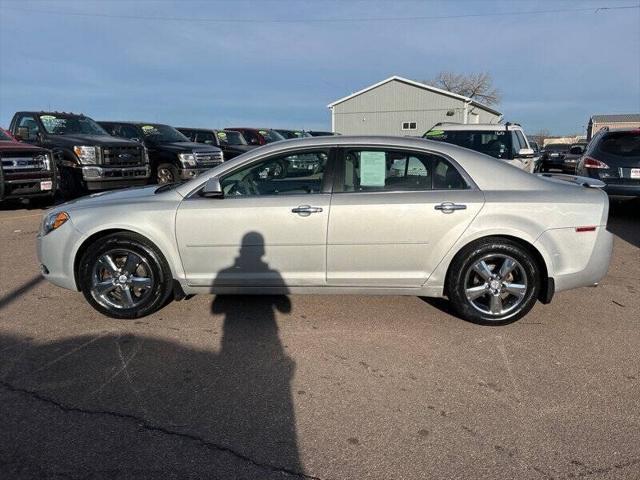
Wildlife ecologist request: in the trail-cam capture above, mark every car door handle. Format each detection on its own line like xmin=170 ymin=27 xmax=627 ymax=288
xmin=434 ymin=202 xmax=467 ymax=213
xmin=292 ymin=205 xmax=323 ymax=215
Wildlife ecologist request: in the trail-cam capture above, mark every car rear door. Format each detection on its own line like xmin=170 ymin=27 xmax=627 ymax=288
xmin=175 ymin=148 xmax=334 ymax=288
xmin=326 ymin=147 xmax=484 ymax=287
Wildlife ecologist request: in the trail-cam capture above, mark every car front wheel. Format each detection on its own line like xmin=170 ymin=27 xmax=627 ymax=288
xmin=447 ymin=238 xmax=540 ymax=325
xmin=79 ymin=232 xmax=173 ymax=319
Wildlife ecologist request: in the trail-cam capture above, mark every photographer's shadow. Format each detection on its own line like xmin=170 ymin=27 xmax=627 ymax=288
xmin=210 ymin=232 xmax=300 ymax=472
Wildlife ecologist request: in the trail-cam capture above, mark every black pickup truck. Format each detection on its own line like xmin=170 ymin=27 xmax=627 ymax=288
xmin=177 ymin=127 xmax=256 ymax=160
xmin=0 ymin=128 xmax=56 ymax=204
xmin=9 ymin=111 xmax=149 ymax=197
xmin=99 ymin=122 xmax=223 ymax=184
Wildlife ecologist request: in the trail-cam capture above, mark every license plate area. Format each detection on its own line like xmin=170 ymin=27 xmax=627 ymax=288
xmin=40 ymin=180 xmax=53 ymax=191
xmin=630 ymin=168 xmax=640 ymax=179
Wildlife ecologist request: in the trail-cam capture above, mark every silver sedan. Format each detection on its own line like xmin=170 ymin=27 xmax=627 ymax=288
xmin=37 ymin=136 xmax=613 ymax=325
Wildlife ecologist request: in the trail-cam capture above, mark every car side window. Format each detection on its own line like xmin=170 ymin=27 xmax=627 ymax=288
xmin=515 ymin=131 xmax=528 ymax=151
xmin=220 ymin=149 xmax=329 ymax=197
xmin=242 ymin=130 xmax=260 ymax=145
xmin=339 ymin=149 xmax=468 ymax=192
xmin=196 ymin=131 xmax=217 ymax=145
xmin=17 ymin=115 xmax=40 ymax=141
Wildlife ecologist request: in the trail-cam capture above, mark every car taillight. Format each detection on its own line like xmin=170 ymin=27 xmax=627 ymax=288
xmin=583 ymin=156 xmax=609 ymax=169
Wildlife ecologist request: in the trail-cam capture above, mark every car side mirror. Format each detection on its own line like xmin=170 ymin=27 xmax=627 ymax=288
xmin=517 ymin=147 xmax=535 ymax=158
xmin=201 ymin=177 xmax=223 ymax=198
xmin=569 ymin=146 xmax=584 ymax=155
xmin=15 ymin=126 xmax=29 ymax=141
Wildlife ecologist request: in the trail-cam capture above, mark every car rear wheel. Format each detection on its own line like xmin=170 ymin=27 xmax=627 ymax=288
xmin=79 ymin=232 xmax=173 ymax=319
xmin=447 ymin=238 xmax=540 ymax=325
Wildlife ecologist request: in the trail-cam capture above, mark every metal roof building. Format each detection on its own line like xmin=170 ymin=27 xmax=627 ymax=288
xmin=587 ymin=114 xmax=640 ymax=140
xmin=327 ymin=76 xmax=502 ymax=136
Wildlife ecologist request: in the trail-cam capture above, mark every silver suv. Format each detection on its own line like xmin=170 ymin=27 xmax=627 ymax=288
xmin=423 ymin=122 xmax=537 ymax=173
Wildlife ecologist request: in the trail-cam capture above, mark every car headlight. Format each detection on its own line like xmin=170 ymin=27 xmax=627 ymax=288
xmin=142 ymin=146 xmax=150 ymax=165
xmin=178 ymin=153 xmax=197 ymax=167
xmin=73 ymin=146 xmax=98 ymax=165
xmin=35 ymin=153 xmax=51 ymax=170
xmin=41 ymin=211 xmax=69 ymax=236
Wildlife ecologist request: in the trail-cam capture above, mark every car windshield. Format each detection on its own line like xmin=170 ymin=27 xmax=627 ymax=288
xmin=140 ymin=124 xmax=189 ymax=143
xmin=258 ymin=129 xmax=285 ymax=143
xmin=39 ymin=114 xmax=108 ymax=136
xmin=0 ymin=129 xmax=13 ymax=141
xmin=600 ymin=132 xmax=640 ymax=157
xmin=218 ymin=130 xmax=247 ymax=145
xmin=276 ymin=129 xmax=308 ymax=139
xmin=424 ymin=129 xmax=513 ymax=159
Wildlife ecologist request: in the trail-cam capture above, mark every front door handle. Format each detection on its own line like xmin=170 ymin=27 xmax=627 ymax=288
xmin=292 ymin=205 xmax=323 ymax=216
xmin=434 ymin=202 xmax=467 ymax=214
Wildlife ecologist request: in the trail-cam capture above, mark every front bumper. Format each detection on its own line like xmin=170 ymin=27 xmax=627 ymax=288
xmin=1 ymin=172 xmax=56 ymax=199
xmin=37 ymin=219 xmax=84 ymax=291
xmin=81 ymin=165 xmax=150 ymax=181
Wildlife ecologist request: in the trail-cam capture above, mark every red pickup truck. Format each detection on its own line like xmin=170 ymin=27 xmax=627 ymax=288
xmin=0 ymin=128 xmax=56 ymax=204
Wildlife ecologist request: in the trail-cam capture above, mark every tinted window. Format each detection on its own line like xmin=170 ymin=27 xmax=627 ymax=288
xmin=258 ymin=129 xmax=285 ymax=143
xmin=340 ymin=149 xmax=468 ymax=192
xmin=599 ymin=132 xmax=640 ymax=157
xmin=195 ymin=131 xmax=217 ymax=145
xmin=425 ymin=129 xmax=512 ymax=159
xmin=515 ymin=131 xmax=528 ymax=151
xmin=105 ymin=123 xmax=141 ymax=140
xmin=0 ymin=129 xmax=12 ymax=141
xmin=178 ymin=129 xmax=195 ymax=141
xmin=241 ymin=130 xmax=261 ymax=145
xmin=218 ymin=130 xmax=247 ymax=145
xmin=221 ymin=150 xmax=329 ymax=197
xmin=140 ymin=124 xmax=189 ymax=143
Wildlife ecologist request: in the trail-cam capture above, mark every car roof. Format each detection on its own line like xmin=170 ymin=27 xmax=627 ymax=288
xmin=176 ymin=127 xmax=214 ymax=132
xmin=428 ymin=123 xmax=522 ymax=132
xmin=174 ymin=134 xmax=549 ymax=197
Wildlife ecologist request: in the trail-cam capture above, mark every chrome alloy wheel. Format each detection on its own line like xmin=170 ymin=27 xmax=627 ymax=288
xmin=157 ymin=167 xmax=175 ymax=184
xmin=91 ymin=249 xmax=154 ymax=310
xmin=463 ymin=254 xmax=528 ymax=316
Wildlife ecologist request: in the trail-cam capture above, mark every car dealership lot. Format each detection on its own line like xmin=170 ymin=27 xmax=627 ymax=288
xmin=0 ymin=201 xmax=638 ymax=479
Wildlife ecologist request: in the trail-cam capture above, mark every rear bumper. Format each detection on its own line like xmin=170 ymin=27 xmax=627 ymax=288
xmin=603 ymin=184 xmax=640 ymax=197
xmin=535 ymin=226 xmax=613 ymax=293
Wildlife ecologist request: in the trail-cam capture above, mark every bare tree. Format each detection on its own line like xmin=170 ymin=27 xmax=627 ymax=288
xmin=425 ymin=72 xmax=501 ymax=106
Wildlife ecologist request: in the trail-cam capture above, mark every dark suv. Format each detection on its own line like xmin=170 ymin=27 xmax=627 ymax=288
xmin=576 ymin=128 xmax=640 ymax=197
xmin=177 ymin=128 xmax=255 ymax=160
xmin=99 ymin=122 xmax=223 ymax=184
xmin=9 ymin=111 xmax=149 ymax=196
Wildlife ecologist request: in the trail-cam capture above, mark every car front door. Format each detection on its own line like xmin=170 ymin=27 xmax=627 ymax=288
xmin=175 ymin=148 xmax=333 ymax=288
xmin=326 ymin=147 xmax=484 ymax=287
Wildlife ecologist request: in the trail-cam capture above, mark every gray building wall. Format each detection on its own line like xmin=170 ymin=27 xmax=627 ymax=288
xmin=331 ymin=80 xmax=500 ymax=136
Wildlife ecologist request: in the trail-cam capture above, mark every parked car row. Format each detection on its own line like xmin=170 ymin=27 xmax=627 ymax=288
xmin=1 ymin=109 xmax=337 ymax=203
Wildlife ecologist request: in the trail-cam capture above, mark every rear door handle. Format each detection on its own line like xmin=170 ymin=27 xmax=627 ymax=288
xmin=434 ymin=202 xmax=467 ymax=214
xmin=292 ymin=205 xmax=323 ymax=216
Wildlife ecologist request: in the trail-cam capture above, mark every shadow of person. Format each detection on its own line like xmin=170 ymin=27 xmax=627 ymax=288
xmin=210 ymin=232 xmax=301 ymax=473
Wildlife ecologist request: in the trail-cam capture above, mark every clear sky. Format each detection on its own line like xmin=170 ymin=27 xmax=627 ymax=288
xmin=1 ymin=0 xmax=639 ymax=136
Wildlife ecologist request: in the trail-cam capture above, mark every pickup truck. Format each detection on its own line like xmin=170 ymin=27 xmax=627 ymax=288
xmin=0 ymin=128 xmax=56 ymax=204
xmin=177 ymin=127 xmax=256 ymax=160
xmin=99 ymin=122 xmax=223 ymax=184
xmin=8 ymin=111 xmax=149 ymax=197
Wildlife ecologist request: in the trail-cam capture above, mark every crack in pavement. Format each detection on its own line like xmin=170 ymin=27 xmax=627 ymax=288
xmin=0 ymin=379 xmax=323 ymax=480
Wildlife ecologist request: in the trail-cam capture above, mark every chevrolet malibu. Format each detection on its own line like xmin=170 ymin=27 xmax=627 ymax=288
xmin=37 ymin=136 xmax=613 ymax=325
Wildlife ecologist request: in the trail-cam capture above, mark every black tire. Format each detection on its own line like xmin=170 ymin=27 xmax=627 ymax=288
xmin=79 ymin=232 xmax=173 ymax=319
xmin=446 ymin=237 xmax=540 ymax=325
xmin=156 ymin=163 xmax=179 ymax=184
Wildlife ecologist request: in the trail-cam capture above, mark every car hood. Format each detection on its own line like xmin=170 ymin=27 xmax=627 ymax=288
xmin=57 ymin=185 xmax=179 ymax=211
xmin=149 ymin=141 xmax=222 ymax=154
xmin=0 ymin=141 xmax=48 ymax=153
xmin=47 ymin=134 xmax=140 ymax=148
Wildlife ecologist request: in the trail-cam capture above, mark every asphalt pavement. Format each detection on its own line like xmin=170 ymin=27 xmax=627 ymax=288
xmin=0 ymin=198 xmax=638 ymax=479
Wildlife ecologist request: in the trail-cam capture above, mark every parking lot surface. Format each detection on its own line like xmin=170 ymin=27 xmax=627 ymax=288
xmin=0 ymin=199 xmax=638 ymax=480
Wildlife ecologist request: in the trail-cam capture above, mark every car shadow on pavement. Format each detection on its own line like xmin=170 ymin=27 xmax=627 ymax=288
xmin=0 ymin=233 xmax=303 ymax=479
xmin=607 ymin=198 xmax=640 ymax=248
xmin=0 ymin=275 xmax=43 ymax=311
